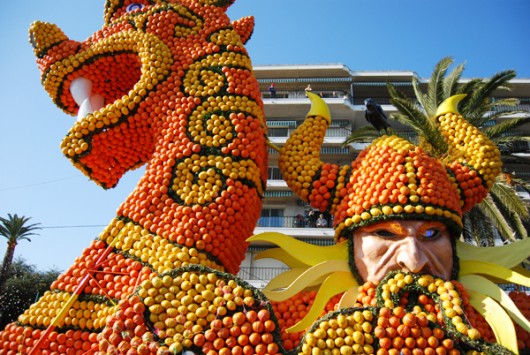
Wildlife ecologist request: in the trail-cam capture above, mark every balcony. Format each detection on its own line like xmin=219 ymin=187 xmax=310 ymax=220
xmin=263 ymin=89 xmax=352 ymax=101
xmin=257 ymin=215 xmax=334 ymax=229
xmin=236 ymin=267 xmax=289 ymax=284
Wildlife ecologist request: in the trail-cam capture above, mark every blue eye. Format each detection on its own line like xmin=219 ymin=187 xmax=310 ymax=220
xmin=422 ymin=229 xmax=440 ymax=239
xmin=126 ymin=3 xmax=145 ymax=12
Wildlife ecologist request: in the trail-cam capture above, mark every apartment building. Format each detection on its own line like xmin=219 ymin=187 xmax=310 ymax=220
xmin=237 ymin=63 xmax=530 ymax=288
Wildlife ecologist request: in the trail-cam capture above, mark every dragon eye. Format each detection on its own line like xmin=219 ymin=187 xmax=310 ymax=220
xmin=126 ymin=3 xmax=145 ymax=12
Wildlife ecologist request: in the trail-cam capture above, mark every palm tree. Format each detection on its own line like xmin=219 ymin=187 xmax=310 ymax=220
xmin=343 ymin=56 xmax=530 ymax=245
xmin=0 ymin=214 xmax=41 ymax=294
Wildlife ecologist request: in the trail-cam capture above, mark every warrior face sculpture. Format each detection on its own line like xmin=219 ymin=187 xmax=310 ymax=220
xmin=249 ymin=94 xmax=527 ymax=348
xmin=277 ymin=92 xmax=501 ymax=282
xmin=353 ymin=220 xmax=454 ymax=282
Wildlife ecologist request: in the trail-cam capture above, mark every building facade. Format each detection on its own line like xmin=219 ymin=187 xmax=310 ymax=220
xmin=237 ymin=63 xmax=530 ymax=288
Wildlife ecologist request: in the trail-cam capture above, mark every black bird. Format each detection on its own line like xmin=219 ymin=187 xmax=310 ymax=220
xmin=364 ymin=98 xmax=390 ymax=135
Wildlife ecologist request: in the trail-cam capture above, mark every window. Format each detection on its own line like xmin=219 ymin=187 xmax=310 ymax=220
xmin=268 ymin=127 xmax=289 ymax=138
xmin=258 ymin=209 xmax=284 ymax=227
xmin=267 ymin=167 xmax=284 ymax=180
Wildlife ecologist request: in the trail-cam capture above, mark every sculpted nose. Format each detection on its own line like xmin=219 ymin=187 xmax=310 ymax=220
xmin=396 ymin=237 xmax=429 ymax=274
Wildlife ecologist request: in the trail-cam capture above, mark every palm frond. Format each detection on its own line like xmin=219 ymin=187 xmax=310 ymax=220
xmin=342 ymin=126 xmax=381 ymax=147
xmin=443 ymin=62 xmax=465 ymax=99
xmin=388 ymin=84 xmax=447 ymax=156
xmin=462 ymin=209 xmax=495 ymax=246
xmin=470 ymin=109 xmax=527 ymax=132
xmin=495 ymin=137 xmax=530 ymax=151
xmin=492 ymin=98 xmax=521 ymax=107
xmin=474 ymin=111 xmax=527 ymax=130
xmin=460 ymin=97 xmax=488 ymax=122
xmin=489 ymin=185 xmax=529 ymax=239
xmin=469 ymin=103 xmax=525 ymax=128
xmin=478 ymin=195 xmax=516 ymax=242
xmin=500 ymin=152 xmax=530 ymax=167
xmin=484 ymin=116 xmax=530 ymax=140
xmin=426 ymin=57 xmax=453 ymax=114
xmin=460 ymin=217 xmax=475 ymax=244
xmin=490 ymin=182 xmax=529 ymax=219
xmin=464 ymin=70 xmax=517 ymax=115
xmin=412 ymin=76 xmax=428 ymax=110
xmin=509 ymin=176 xmax=530 ymax=195
xmin=0 ymin=214 xmax=41 ymax=242
xmin=480 ymin=70 xmax=517 ymax=95
xmin=460 ymin=79 xmax=483 ymax=96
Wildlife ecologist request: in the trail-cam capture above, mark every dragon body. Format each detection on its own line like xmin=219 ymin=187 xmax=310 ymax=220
xmin=0 ymin=1 xmax=271 ymax=353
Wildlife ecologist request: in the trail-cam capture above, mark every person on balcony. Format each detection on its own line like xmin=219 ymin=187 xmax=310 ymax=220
xmin=315 ymin=213 xmax=327 ymax=228
xmin=268 ymin=83 xmax=276 ymax=98
xmin=294 ymin=214 xmax=306 ymax=228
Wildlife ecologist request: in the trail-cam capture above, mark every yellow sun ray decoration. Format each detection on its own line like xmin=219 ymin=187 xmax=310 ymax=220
xmin=249 ymin=92 xmax=530 ymax=354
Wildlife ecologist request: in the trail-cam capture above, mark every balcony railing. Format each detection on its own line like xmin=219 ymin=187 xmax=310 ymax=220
xmin=353 ymin=97 xmax=394 ymax=105
xmin=268 ymin=126 xmax=351 ymax=139
xmin=236 ymin=267 xmax=289 ymax=282
xmin=263 ymin=90 xmax=354 ymax=104
xmin=492 ymin=97 xmax=530 ymax=112
xmin=257 ymin=215 xmax=334 ymax=228
xmin=262 ymin=88 xmax=530 ymax=112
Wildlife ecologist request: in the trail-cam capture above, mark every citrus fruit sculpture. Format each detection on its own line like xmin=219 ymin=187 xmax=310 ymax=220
xmin=1 ymin=1 xmax=530 ymax=354
xmin=248 ymin=92 xmax=530 ymax=354
xmin=1 ymin=0 xmax=272 ymax=354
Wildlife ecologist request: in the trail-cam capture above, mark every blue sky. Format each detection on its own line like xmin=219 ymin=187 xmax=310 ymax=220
xmin=1 ymin=0 xmax=529 ymax=272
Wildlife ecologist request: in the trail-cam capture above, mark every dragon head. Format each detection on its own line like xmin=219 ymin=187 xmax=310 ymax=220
xmin=29 ymin=0 xmax=255 ymax=188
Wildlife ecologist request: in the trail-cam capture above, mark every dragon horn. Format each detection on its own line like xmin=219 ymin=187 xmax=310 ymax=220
xmin=279 ymin=92 xmax=350 ymax=214
xmin=435 ymin=94 xmax=502 ymax=212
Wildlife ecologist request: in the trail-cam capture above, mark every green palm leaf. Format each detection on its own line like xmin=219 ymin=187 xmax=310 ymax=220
xmin=462 ymin=209 xmax=496 ymax=246
xmin=0 ymin=214 xmax=41 ymax=243
xmin=492 ymin=98 xmax=521 ymax=107
xmin=479 ymin=70 xmax=516 ymax=96
xmin=510 ymin=176 xmax=530 ymax=195
xmin=443 ymin=62 xmax=465 ymax=99
xmin=460 ymin=79 xmax=483 ymax=96
xmin=412 ymin=76 xmax=428 ymax=111
xmin=426 ymin=56 xmax=453 ymax=115
xmin=387 ymin=84 xmax=447 ymax=156
xmin=463 ymin=70 xmax=516 ymax=117
xmin=489 ymin=187 xmax=528 ymax=239
xmin=491 ymin=181 xmax=529 ymax=220
xmin=478 ymin=195 xmax=516 ymax=242
xmin=468 ymin=103 xmax=522 ymax=129
xmin=484 ymin=116 xmax=530 ymax=140
xmin=341 ymin=126 xmax=381 ymax=146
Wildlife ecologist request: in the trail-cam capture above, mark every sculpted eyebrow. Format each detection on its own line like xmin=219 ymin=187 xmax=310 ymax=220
xmin=362 ymin=222 xmax=405 ymax=235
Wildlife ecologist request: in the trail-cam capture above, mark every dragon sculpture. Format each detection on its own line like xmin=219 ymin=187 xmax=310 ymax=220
xmin=1 ymin=0 xmax=275 ymax=354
